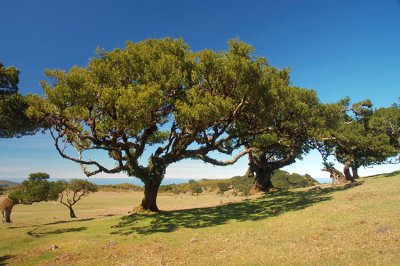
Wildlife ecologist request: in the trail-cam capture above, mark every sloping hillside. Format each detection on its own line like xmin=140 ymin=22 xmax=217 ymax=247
xmin=0 ymin=171 xmax=399 ymax=265
xmin=0 ymin=179 xmax=19 ymax=188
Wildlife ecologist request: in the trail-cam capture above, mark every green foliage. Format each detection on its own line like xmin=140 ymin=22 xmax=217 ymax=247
xmin=0 ymin=185 xmax=4 ymax=195
xmin=334 ymin=100 xmax=397 ymax=168
xmin=189 ymin=181 xmax=203 ymax=195
xmin=9 ymin=173 xmax=63 ymax=205
xmin=217 ymin=183 xmax=230 ymax=194
xmin=271 ymin=170 xmax=318 ymax=189
xmin=26 ymin=38 xmax=287 ymax=188
xmin=0 ymin=92 xmax=42 ymax=138
xmin=98 ymin=183 xmax=143 ymax=192
xmin=369 ymin=104 xmax=400 ymax=155
xmin=0 ymin=63 xmax=43 ymax=138
xmin=56 ymin=179 xmax=98 ymax=218
xmin=242 ymin=85 xmax=325 ymax=184
xmin=158 ymin=170 xmax=317 ymax=196
xmin=68 ymin=179 xmax=98 ymax=193
xmin=26 ymin=37 xmax=331 ymax=210
xmin=0 ymin=63 xmax=19 ymax=95
xmin=231 ymin=175 xmax=253 ymax=196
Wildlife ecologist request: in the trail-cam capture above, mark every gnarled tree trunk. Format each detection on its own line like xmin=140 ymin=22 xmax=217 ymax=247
xmin=1 ymin=198 xmax=15 ymax=223
xmin=250 ymin=167 xmax=274 ymax=194
xmin=343 ymin=160 xmax=355 ymax=182
xmin=351 ymin=165 xmax=359 ymax=179
xmin=140 ymin=176 xmax=162 ymax=212
xmin=69 ymin=206 xmax=77 ymax=218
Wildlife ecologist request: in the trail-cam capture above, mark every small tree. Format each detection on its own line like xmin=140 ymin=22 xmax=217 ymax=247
xmin=57 ymin=179 xmax=97 ymax=218
xmin=0 ymin=185 xmax=4 ymax=195
xmin=3 ymin=172 xmax=61 ymax=223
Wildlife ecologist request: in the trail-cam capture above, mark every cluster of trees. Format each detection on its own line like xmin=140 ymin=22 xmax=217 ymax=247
xmin=1 ymin=38 xmax=399 ymax=213
xmin=1 ymin=173 xmax=97 ymax=223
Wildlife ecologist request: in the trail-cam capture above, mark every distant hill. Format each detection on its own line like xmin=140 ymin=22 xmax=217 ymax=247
xmin=0 ymin=180 xmax=20 ymax=188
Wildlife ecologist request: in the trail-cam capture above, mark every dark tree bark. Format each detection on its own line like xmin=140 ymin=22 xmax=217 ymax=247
xmin=351 ymin=165 xmax=359 ymax=179
xmin=3 ymin=207 xmax=12 ymax=223
xmin=69 ymin=206 xmax=77 ymax=218
xmin=1 ymin=198 xmax=14 ymax=223
xmin=250 ymin=167 xmax=274 ymax=194
xmin=140 ymin=176 xmax=162 ymax=212
xmin=343 ymin=160 xmax=355 ymax=182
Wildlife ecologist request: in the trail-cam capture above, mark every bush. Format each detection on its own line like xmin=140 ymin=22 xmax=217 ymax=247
xmin=190 ymin=181 xmax=203 ymax=195
xmin=231 ymin=175 xmax=253 ymax=196
xmin=217 ymin=183 xmax=230 ymax=194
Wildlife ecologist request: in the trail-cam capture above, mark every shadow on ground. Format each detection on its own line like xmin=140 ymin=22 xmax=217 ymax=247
xmin=5 ymin=218 xmax=95 ymax=230
xmin=0 ymin=255 xmax=15 ymax=266
xmin=27 ymin=226 xmax=87 ymax=238
xmin=43 ymin=218 xmax=95 ymax=226
xmin=111 ymin=182 xmax=360 ymax=236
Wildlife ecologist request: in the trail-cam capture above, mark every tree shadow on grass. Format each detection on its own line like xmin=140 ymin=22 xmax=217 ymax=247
xmin=43 ymin=218 xmax=95 ymax=226
xmin=0 ymin=255 xmax=15 ymax=266
xmin=111 ymin=183 xmax=359 ymax=236
xmin=5 ymin=218 xmax=94 ymax=229
xmin=27 ymin=226 xmax=87 ymax=238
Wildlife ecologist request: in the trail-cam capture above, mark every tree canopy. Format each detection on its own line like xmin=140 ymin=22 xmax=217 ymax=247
xmin=9 ymin=172 xmax=61 ymax=205
xmin=0 ymin=63 xmax=43 ymax=138
xmin=27 ymin=38 xmax=289 ymax=211
xmin=26 ymin=37 xmax=400 ymax=210
xmin=241 ymin=85 xmax=327 ymax=192
xmin=0 ymin=63 xmax=19 ymax=95
xmin=314 ymin=98 xmax=397 ymax=183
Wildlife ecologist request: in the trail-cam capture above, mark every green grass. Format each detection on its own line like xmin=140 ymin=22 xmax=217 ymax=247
xmin=1 ymin=172 xmax=400 ymax=265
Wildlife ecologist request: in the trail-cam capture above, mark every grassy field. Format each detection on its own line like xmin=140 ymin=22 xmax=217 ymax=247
xmin=1 ymin=172 xmax=400 ymax=265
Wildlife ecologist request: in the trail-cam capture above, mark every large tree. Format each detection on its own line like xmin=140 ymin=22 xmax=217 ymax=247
xmin=0 ymin=63 xmax=43 ymax=138
xmin=242 ymin=85 xmax=326 ymax=193
xmin=28 ymin=38 xmax=289 ymax=211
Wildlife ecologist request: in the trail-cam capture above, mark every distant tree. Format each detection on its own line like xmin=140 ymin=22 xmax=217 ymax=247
xmin=3 ymin=173 xmax=62 ymax=223
xmin=0 ymin=63 xmax=43 ymax=138
xmin=27 ymin=38 xmax=289 ymax=211
xmin=0 ymin=185 xmax=4 ymax=195
xmin=189 ymin=180 xmax=203 ymax=195
xmin=217 ymin=183 xmax=230 ymax=194
xmin=314 ymin=98 xmax=397 ymax=183
xmin=231 ymin=175 xmax=252 ymax=196
xmin=57 ymin=179 xmax=97 ymax=218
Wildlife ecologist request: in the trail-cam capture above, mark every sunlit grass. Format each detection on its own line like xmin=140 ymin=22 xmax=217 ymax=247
xmin=1 ymin=172 xmax=400 ymax=265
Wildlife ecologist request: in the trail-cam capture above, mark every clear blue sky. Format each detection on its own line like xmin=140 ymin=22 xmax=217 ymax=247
xmin=1 ymin=0 xmax=399 ymax=181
